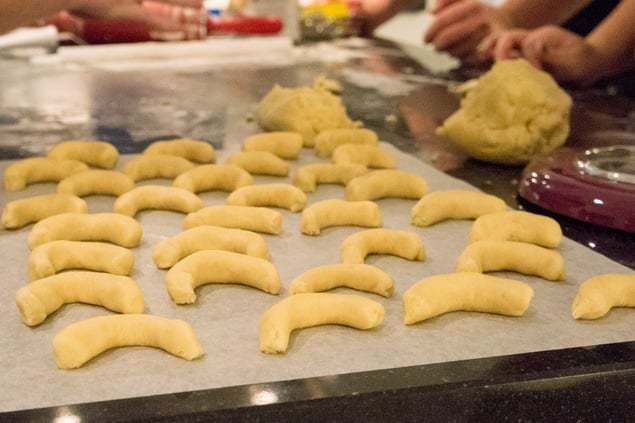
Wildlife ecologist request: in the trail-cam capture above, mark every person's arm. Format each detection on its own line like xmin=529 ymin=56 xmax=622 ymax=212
xmin=347 ymin=0 xmax=419 ymax=35
xmin=0 ymin=0 xmax=72 ymax=34
xmin=497 ymin=0 xmax=592 ymax=28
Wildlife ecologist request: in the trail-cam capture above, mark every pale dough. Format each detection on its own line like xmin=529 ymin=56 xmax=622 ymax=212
xmin=242 ymin=132 xmax=303 ymax=159
xmin=292 ymin=163 xmax=367 ymax=193
xmin=300 ymin=199 xmax=381 ymax=235
xmin=411 ymin=190 xmax=507 ymax=227
xmin=48 ymin=140 xmax=119 ymax=169
xmin=314 ymin=128 xmax=379 ymax=158
xmin=123 ymin=154 xmax=195 ymax=182
xmin=572 ymin=273 xmax=635 ymax=320
xmin=182 ymin=205 xmax=282 ymax=235
xmin=172 ymin=164 xmax=253 ymax=193
xmin=114 ymin=185 xmax=203 ymax=217
xmin=57 ymin=170 xmax=135 ymax=197
xmin=143 ymin=138 xmax=215 ymax=163
xmin=226 ymin=183 xmax=307 ymax=212
xmin=2 ymin=194 xmax=87 ymax=229
xmin=341 ymin=228 xmax=425 ymax=264
xmin=225 ymin=151 xmax=289 ymax=176
xmin=289 ymin=264 xmax=394 ymax=297
xmin=346 ymin=169 xmax=427 ymax=201
xmin=332 ymin=144 xmax=396 ymax=169
xmin=4 ymin=157 xmax=88 ymax=191
xmin=470 ymin=211 xmax=562 ymax=248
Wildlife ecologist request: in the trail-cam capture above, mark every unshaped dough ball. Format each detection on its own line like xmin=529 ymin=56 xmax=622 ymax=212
xmin=436 ymin=59 xmax=572 ymax=165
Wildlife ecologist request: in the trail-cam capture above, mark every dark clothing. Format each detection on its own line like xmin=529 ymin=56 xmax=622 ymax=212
xmin=564 ymin=0 xmax=621 ymax=35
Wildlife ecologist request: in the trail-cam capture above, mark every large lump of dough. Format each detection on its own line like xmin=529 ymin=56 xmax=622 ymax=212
xmin=436 ymin=59 xmax=572 ymax=165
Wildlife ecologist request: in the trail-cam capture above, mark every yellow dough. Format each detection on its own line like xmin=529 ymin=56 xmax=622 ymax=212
xmin=456 ymin=240 xmax=565 ymax=281
xmin=341 ymin=228 xmax=425 ymax=264
xmin=166 ymin=250 xmax=280 ymax=304
xmin=292 ymin=163 xmax=367 ymax=193
xmin=226 ymin=183 xmax=307 ymax=212
xmin=28 ymin=241 xmax=134 ymax=281
xmin=346 ymin=170 xmax=427 ymax=201
xmin=403 ymin=273 xmax=534 ymax=324
xmin=471 ymin=211 xmax=562 ymax=248
xmin=123 ymin=154 xmax=195 ymax=182
xmin=48 ymin=140 xmax=119 ymax=169
xmin=2 ymin=194 xmax=87 ymax=229
xmin=172 ymin=164 xmax=253 ymax=193
xmin=57 ymin=170 xmax=135 ymax=197
xmin=411 ymin=190 xmax=507 ymax=227
xmin=183 ymin=205 xmax=282 ymax=234
xmin=4 ymin=157 xmax=88 ymax=191
xmin=259 ymin=293 xmax=385 ymax=354
xmin=300 ymin=199 xmax=381 ymax=235
xmin=28 ymin=213 xmax=142 ymax=249
xmin=153 ymin=225 xmax=270 ymax=269
xmin=16 ymin=271 xmax=144 ymax=327
xmin=143 ymin=138 xmax=215 ymax=163
xmin=242 ymin=132 xmax=303 ymax=159
xmin=436 ymin=59 xmax=572 ymax=165
xmin=114 ymin=185 xmax=203 ymax=217
xmin=53 ymin=314 xmax=204 ymax=369
xmin=572 ymin=273 xmax=635 ymax=320
xmin=289 ymin=264 xmax=394 ymax=297
xmin=332 ymin=144 xmax=396 ymax=169
xmin=225 ymin=151 xmax=289 ymax=176
xmin=314 ymin=128 xmax=379 ymax=158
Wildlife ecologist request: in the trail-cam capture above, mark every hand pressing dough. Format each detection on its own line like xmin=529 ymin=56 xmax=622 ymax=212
xmin=114 ymin=185 xmax=203 ymax=217
xmin=242 ymin=132 xmax=303 ymax=159
xmin=172 ymin=164 xmax=253 ymax=193
xmin=226 ymin=184 xmax=306 ymax=212
xmin=123 ymin=154 xmax=195 ymax=182
xmin=289 ymin=264 xmax=394 ymax=297
xmin=293 ymin=163 xmax=367 ymax=193
xmin=411 ymin=190 xmax=506 ymax=227
xmin=572 ymin=274 xmax=635 ymax=320
xmin=259 ymin=293 xmax=385 ymax=354
xmin=2 ymin=194 xmax=87 ymax=229
xmin=53 ymin=314 xmax=204 ymax=369
xmin=183 ymin=205 xmax=282 ymax=234
xmin=153 ymin=225 xmax=270 ymax=269
xmin=314 ymin=128 xmax=379 ymax=158
xmin=4 ymin=157 xmax=88 ymax=191
xmin=471 ymin=211 xmax=562 ymax=248
xmin=341 ymin=228 xmax=425 ymax=264
xmin=225 ymin=151 xmax=289 ymax=176
xmin=301 ymin=199 xmax=381 ymax=235
xmin=346 ymin=170 xmax=427 ymax=201
xmin=332 ymin=144 xmax=395 ymax=169
xmin=403 ymin=273 xmax=534 ymax=324
xmin=166 ymin=250 xmax=280 ymax=304
xmin=143 ymin=138 xmax=215 ymax=163
xmin=48 ymin=140 xmax=119 ymax=169
xmin=57 ymin=170 xmax=135 ymax=197
xmin=16 ymin=271 xmax=143 ymax=326
xmin=28 ymin=213 xmax=142 ymax=249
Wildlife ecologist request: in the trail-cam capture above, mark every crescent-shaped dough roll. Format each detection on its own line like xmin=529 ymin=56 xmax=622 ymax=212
xmin=16 ymin=271 xmax=144 ymax=327
xmin=470 ymin=211 xmax=563 ymax=248
xmin=48 ymin=140 xmax=119 ymax=169
xmin=166 ymin=250 xmax=280 ymax=304
xmin=411 ymin=190 xmax=507 ymax=227
xmin=2 ymin=194 xmax=87 ymax=229
xmin=572 ymin=274 xmax=635 ymax=320
xmin=341 ymin=228 xmax=425 ymax=264
xmin=172 ymin=164 xmax=253 ymax=193
xmin=114 ymin=185 xmax=203 ymax=217
xmin=153 ymin=225 xmax=269 ymax=269
xmin=28 ymin=213 xmax=142 ymax=249
xmin=53 ymin=314 xmax=204 ymax=369
xmin=123 ymin=154 xmax=195 ymax=182
xmin=456 ymin=240 xmax=565 ymax=281
xmin=403 ymin=273 xmax=534 ymax=324
xmin=143 ymin=138 xmax=215 ymax=163
xmin=242 ymin=132 xmax=303 ymax=159
xmin=4 ymin=157 xmax=88 ymax=191
xmin=226 ymin=183 xmax=307 ymax=212
xmin=314 ymin=128 xmax=379 ymax=158
xmin=225 ymin=151 xmax=289 ymax=176
xmin=183 ymin=206 xmax=282 ymax=234
xmin=332 ymin=144 xmax=395 ymax=169
xmin=259 ymin=293 xmax=385 ymax=354
xmin=292 ymin=163 xmax=367 ymax=193
xmin=289 ymin=264 xmax=394 ymax=297
xmin=300 ymin=199 xmax=381 ymax=235
xmin=346 ymin=170 xmax=428 ymax=201
xmin=57 ymin=170 xmax=135 ymax=197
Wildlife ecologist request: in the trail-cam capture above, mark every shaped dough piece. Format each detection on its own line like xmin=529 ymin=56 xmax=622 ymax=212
xmin=48 ymin=140 xmax=119 ymax=169
xmin=332 ymin=144 xmax=395 ymax=169
xmin=2 ymin=194 xmax=87 ymax=229
xmin=259 ymin=293 xmax=385 ymax=354
xmin=166 ymin=250 xmax=280 ymax=304
xmin=53 ymin=314 xmax=204 ymax=369
xmin=411 ymin=190 xmax=507 ymax=227
xmin=114 ymin=185 xmax=203 ymax=217
xmin=153 ymin=225 xmax=269 ymax=269
xmin=314 ymin=128 xmax=379 ymax=158
xmin=242 ymin=132 xmax=303 ymax=159
xmin=183 ymin=206 xmax=282 ymax=234
xmin=346 ymin=170 xmax=427 ymax=201
xmin=57 ymin=170 xmax=135 ymax=197
xmin=4 ymin=158 xmax=88 ymax=191
xmin=470 ymin=211 xmax=562 ymax=248
xmin=572 ymin=274 xmax=635 ymax=320
xmin=172 ymin=164 xmax=253 ymax=193
xmin=227 ymin=184 xmax=306 ymax=212
xmin=16 ymin=271 xmax=144 ymax=327
xmin=403 ymin=273 xmax=534 ymax=324
xmin=123 ymin=154 xmax=195 ymax=182
xmin=293 ymin=163 xmax=367 ymax=193
xmin=225 ymin=151 xmax=289 ymax=176
xmin=301 ymin=199 xmax=381 ymax=235
xmin=289 ymin=264 xmax=394 ymax=297
xmin=341 ymin=228 xmax=425 ymax=264
xmin=28 ymin=213 xmax=142 ymax=249
xmin=143 ymin=138 xmax=215 ymax=163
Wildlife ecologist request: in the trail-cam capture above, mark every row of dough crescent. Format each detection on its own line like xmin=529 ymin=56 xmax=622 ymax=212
xmin=48 ymin=140 xmax=119 ymax=169
xmin=114 ymin=185 xmax=203 ymax=217
xmin=300 ymin=199 xmax=381 ymax=235
xmin=2 ymin=194 xmax=87 ymax=229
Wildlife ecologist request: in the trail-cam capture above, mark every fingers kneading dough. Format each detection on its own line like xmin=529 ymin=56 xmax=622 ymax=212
xmin=57 ymin=170 xmax=135 ymax=197
xmin=114 ymin=186 xmax=203 ymax=217
xmin=123 ymin=154 xmax=195 ymax=182
xmin=292 ymin=163 xmax=367 ymax=193
xmin=183 ymin=206 xmax=282 ymax=234
xmin=172 ymin=164 xmax=253 ymax=193
xmin=53 ymin=314 xmax=204 ymax=369
xmin=259 ymin=293 xmax=385 ymax=354
xmin=403 ymin=273 xmax=534 ymax=324
xmin=300 ymin=199 xmax=381 ymax=235
xmin=341 ymin=228 xmax=425 ymax=264
xmin=16 ymin=271 xmax=143 ymax=327
xmin=4 ymin=158 xmax=88 ymax=191
xmin=572 ymin=274 xmax=635 ymax=320
xmin=470 ymin=211 xmax=562 ymax=248
xmin=48 ymin=140 xmax=119 ymax=169
xmin=411 ymin=190 xmax=506 ymax=227
xmin=242 ymin=132 xmax=303 ymax=159
xmin=166 ymin=250 xmax=280 ymax=304
xmin=2 ymin=194 xmax=87 ymax=229
xmin=227 ymin=184 xmax=306 ymax=212
xmin=143 ymin=138 xmax=215 ymax=163
xmin=346 ymin=170 xmax=427 ymax=201
xmin=314 ymin=128 xmax=379 ymax=158
xmin=225 ymin=151 xmax=289 ymax=176
xmin=332 ymin=144 xmax=395 ymax=168
xmin=289 ymin=264 xmax=394 ymax=297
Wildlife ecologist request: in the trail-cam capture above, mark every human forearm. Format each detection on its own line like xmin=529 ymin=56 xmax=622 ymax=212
xmin=499 ymin=0 xmax=591 ymax=28
xmin=0 ymin=0 xmax=77 ymax=34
